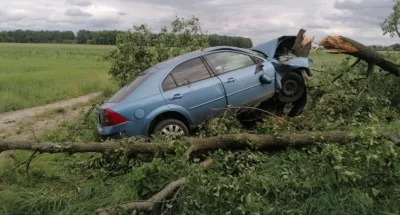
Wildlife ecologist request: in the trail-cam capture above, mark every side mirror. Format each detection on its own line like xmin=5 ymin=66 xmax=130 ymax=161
xmin=260 ymin=74 xmax=272 ymax=84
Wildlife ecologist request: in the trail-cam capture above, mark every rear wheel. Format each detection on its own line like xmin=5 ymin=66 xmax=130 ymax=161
xmin=153 ymin=119 xmax=189 ymax=136
xmin=277 ymin=72 xmax=305 ymax=103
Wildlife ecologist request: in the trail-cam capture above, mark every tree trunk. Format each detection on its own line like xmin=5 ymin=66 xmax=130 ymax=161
xmin=291 ymin=29 xmax=314 ymax=57
xmin=1 ymin=131 xmax=398 ymax=156
xmin=319 ymin=36 xmax=400 ymax=77
xmin=0 ymin=131 xmax=376 ymax=155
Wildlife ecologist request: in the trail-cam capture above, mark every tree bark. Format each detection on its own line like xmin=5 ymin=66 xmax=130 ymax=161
xmin=1 ymin=131 xmax=398 ymax=156
xmin=0 ymin=131 xmax=361 ymax=155
xmin=94 ymin=159 xmax=213 ymax=215
xmin=319 ymin=36 xmax=400 ymax=77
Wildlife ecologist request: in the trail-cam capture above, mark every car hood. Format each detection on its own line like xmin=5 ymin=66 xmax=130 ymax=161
xmin=250 ymin=36 xmax=296 ymax=59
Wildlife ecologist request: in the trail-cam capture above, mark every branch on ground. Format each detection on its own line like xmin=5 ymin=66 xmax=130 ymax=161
xmin=95 ymin=158 xmax=213 ymax=215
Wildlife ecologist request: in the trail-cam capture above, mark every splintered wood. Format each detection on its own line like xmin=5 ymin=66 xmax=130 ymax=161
xmin=319 ymin=36 xmax=359 ymax=53
xmin=291 ymin=29 xmax=314 ymax=57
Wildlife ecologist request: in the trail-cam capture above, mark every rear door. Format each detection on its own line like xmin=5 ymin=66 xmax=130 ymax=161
xmin=161 ymin=57 xmax=227 ymax=125
xmin=203 ymin=51 xmax=276 ymax=107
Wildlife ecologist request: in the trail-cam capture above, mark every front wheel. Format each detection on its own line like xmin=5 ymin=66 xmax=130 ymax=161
xmin=277 ymin=72 xmax=306 ymax=103
xmin=153 ymin=119 xmax=189 ymax=136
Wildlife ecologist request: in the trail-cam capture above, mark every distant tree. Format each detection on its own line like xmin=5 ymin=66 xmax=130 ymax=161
xmin=0 ymin=29 xmax=252 ymax=47
xmin=0 ymin=30 xmax=76 ymax=43
xmin=391 ymin=43 xmax=400 ymax=51
xmin=206 ymin=34 xmax=252 ymax=48
xmin=381 ymin=0 xmax=400 ymax=38
xmin=62 ymin=31 xmax=75 ymax=41
xmin=76 ymin=30 xmax=90 ymax=44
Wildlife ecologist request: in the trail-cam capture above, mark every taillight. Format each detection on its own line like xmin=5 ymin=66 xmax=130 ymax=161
xmin=103 ymin=108 xmax=128 ymax=126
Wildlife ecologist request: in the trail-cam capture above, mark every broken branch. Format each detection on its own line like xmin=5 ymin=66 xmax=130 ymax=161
xmin=95 ymin=158 xmax=213 ymax=215
xmin=319 ymin=36 xmax=400 ymax=77
xmin=332 ymin=58 xmax=361 ymax=83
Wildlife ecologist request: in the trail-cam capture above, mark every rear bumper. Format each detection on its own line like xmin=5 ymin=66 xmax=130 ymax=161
xmin=97 ymin=121 xmax=147 ymax=138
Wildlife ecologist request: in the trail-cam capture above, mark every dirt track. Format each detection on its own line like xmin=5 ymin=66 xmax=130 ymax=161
xmin=0 ymin=92 xmax=101 ymax=141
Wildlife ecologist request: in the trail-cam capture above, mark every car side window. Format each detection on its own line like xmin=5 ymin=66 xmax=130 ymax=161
xmin=170 ymin=57 xmax=211 ymax=87
xmin=162 ymin=74 xmax=177 ymax=91
xmin=204 ymin=52 xmax=255 ymax=75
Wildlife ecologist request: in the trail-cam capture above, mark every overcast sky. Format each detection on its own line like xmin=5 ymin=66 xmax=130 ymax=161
xmin=0 ymin=0 xmax=398 ymax=46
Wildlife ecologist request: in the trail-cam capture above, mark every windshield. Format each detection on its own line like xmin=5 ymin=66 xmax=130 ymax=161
xmin=108 ymin=73 xmax=151 ymax=103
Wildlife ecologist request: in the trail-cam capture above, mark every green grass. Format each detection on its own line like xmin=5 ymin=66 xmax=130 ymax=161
xmin=309 ymin=51 xmax=347 ymax=69
xmin=388 ymin=120 xmax=400 ymax=133
xmin=0 ymin=43 xmax=115 ymax=113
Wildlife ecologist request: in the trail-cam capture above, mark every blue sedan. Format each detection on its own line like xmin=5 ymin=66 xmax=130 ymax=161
xmin=96 ymin=36 xmax=313 ymax=138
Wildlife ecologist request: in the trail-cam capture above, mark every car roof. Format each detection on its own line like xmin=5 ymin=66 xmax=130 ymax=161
xmin=122 ymin=46 xmax=264 ymax=102
xmin=151 ymin=46 xmax=257 ymax=72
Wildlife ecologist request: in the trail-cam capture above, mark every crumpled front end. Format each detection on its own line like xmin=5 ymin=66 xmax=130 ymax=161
xmin=251 ymin=36 xmax=313 ymax=77
xmin=274 ymin=54 xmax=313 ymax=77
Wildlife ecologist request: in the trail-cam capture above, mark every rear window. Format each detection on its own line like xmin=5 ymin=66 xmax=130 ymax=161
xmin=108 ymin=73 xmax=151 ymax=103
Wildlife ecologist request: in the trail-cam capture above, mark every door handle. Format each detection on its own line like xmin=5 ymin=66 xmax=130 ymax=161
xmin=226 ymin=77 xmax=236 ymax=83
xmin=171 ymin=94 xmax=183 ymax=100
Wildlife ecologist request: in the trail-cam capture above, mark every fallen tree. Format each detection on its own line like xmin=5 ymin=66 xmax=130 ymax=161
xmin=319 ymin=36 xmax=400 ymax=83
xmin=1 ymin=131 xmax=398 ymax=155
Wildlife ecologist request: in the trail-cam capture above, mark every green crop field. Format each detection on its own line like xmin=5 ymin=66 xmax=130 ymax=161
xmin=0 ymin=43 xmax=345 ymax=114
xmin=309 ymin=51 xmax=347 ymax=68
xmin=0 ymin=43 xmax=115 ymax=113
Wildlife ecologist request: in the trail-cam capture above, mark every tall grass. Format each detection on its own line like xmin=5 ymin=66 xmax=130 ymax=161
xmin=0 ymin=43 xmax=115 ymax=113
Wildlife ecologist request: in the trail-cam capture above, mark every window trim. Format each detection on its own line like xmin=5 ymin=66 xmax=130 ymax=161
xmin=202 ymin=50 xmax=257 ymax=76
xmin=251 ymin=50 xmax=269 ymax=59
xmin=160 ymin=56 xmax=214 ymax=92
xmin=161 ymin=74 xmax=178 ymax=92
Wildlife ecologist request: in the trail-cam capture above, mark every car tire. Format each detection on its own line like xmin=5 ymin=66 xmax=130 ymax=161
xmin=153 ymin=119 xmax=189 ymax=136
xmin=277 ymin=71 xmax=306 ymax=103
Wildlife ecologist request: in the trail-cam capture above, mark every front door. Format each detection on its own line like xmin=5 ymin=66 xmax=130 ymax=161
xmin=203 ymin=51 xmax=275 ymax=107
xmin=161 ymin=57 xmax=227 ymax=125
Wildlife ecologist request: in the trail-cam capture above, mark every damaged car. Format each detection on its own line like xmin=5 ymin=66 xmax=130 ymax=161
xmin=96 ymin=36 xmax=313 ymax=138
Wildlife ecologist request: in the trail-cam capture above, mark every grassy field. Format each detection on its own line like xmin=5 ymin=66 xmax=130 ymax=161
xmin=309 ymin=51 xmax=347 ymax=68
xmin=0 ymin=43 xmax=115 ymax=113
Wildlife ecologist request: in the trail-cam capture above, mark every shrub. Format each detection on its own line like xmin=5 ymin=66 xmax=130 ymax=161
xmin=106 ymin=16 xmax=209 ymax=87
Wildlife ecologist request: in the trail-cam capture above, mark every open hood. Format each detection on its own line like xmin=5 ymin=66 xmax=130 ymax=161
xmin=250 ymin=36 xmax=297 ymax=59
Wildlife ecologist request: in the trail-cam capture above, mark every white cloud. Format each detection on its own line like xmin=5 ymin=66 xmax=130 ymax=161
xmin=65 ymin=8 xmax=92 ymax=17
xmin=66 ymin=0 xmax=92 ymax=6
xmin=0 ymin=0 xmax=398 ymax=45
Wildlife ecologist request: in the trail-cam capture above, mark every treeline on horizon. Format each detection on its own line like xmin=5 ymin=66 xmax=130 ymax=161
xmin=0 ymin=29 xmax=253 ymax=48
xmin=368 ymin=44 xmax=400 ymax=51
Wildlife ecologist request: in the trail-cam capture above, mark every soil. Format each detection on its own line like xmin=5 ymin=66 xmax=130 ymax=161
xmin=0 ymin=92 xmax=101 ymax=141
